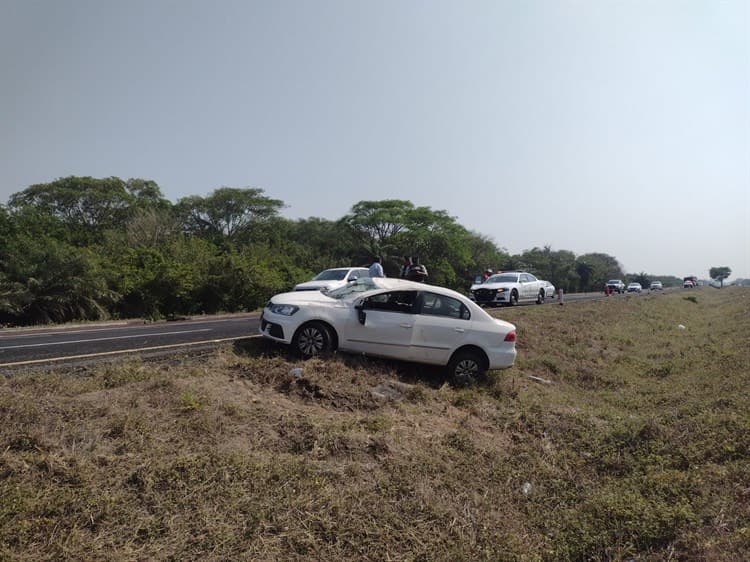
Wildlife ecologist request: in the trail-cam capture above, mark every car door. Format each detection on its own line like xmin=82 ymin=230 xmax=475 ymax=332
xmin=527 ymin=273 xmax=541 ymax=301
xmin=410 ymin=291 xmax=472 ymax=365
xmin=341 ymin=290 xmax=418 ymax=361
xmin=517 ymin=273 xmax=530 ymax=301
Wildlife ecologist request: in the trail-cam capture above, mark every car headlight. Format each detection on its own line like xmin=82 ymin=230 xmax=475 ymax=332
xmin=268 ymin=303 xmax=299 ymax=316
xmin=497 ymin=288 xmax=505 ymax=293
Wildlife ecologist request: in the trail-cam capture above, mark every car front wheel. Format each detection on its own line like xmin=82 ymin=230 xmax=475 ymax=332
xmin=293 ymin=321 xmax=333 ymax=358
xmin=509 ymin=290 xmax=519 ymax=306
xmin=448 ymin=349 xmax=487 ymax=386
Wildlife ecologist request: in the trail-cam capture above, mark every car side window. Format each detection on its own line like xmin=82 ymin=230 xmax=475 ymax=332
xmin=419 ymin=292 xmax=470 ymax=320
xmin=366 ymin=291 xmax=417 ymax=314
xmin=520 ymin=274 xmax=530 ymax=283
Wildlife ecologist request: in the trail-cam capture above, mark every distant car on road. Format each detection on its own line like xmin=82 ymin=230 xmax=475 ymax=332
xmin=649 ymin=281 xmax=663 ymax=291
xmin=627 ymin=282 xmax=642 ymax=293
xmin=683 ymin=276 xmax=698 ymax=289
xmin=606 ymin=279 xmax=626 ymax=294
xmin=260 ymin=277 xmax=517 ymax=383
xmin=469 ymin=271 xmax=547 ymax=306
xmin=294 ymin=267 xmax=370 ymax=292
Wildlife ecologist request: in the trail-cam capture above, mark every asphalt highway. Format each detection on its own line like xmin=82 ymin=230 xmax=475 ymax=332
xmin=0 ymin=314 xmax=261 ymax=371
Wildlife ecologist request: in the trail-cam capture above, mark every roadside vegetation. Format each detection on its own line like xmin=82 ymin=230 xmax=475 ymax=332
xmin=0 ymin=176 xmax=688 ymax=327
xmin=2 ymin=287 xmax=748 ymax=560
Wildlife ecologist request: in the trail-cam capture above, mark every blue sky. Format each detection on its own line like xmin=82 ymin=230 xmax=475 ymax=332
xmin=2 ymin=0 xmax=748 ymax=279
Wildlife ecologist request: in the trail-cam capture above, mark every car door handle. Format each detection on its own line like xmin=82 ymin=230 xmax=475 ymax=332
xmin=453 ymin=328 xmax=465 ymax=333
xmin=400 ymin=323 xmax=413 ymax=329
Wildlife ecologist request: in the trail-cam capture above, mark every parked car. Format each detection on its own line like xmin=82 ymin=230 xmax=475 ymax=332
xmin=469 ymin=271 xmax=547 ymax=306
xmin=260 ymin=277 xmax=517 ymax=383
xmin=683 ymin=279 xmax=695 ymax=288
xmin=294 ymin=267 xmax=370 ymax=292
xmin=627 ymin=282 xmax=642 ymax=293
xmin=541 ymin=280 xmax=556 ymax=299
xmin=606 ymin=279 xmax=626 ymax=294
xmin=649 ymin=281 xmax=663 ymax=291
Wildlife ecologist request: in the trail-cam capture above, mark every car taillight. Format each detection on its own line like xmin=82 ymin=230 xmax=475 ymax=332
xmin=504 ymin=331 xmax=516 ymax=342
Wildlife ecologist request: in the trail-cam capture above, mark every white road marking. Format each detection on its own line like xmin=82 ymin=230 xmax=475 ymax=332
xmin=0 ymin=335 xmax=261 ymax=368
xmin=0 ymin=315 xmax=256 ymax=339
xmin=0 ymin=329 xmax=213 ymax=350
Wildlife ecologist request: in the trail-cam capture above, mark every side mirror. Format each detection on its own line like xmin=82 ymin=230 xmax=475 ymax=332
xmin=349 ymin=275 xmax=358 ymax=282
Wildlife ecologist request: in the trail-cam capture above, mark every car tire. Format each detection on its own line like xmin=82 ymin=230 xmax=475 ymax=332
xmin=448 ymin=349 xmax=487 ymax=386
xmin=509 ymin=290 xmax=519 ymax=306
xmin=536 ymin=289 xmax=545 ymax=304
xmin=293 ymin=321 xmax=333 ymax=358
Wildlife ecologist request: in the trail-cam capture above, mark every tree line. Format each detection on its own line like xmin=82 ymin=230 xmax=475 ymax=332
xmin=0 ymin=176 xmax=672 ymax=326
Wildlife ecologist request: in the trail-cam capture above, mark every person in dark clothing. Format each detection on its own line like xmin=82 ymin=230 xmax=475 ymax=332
xmin=406 ymin=258 xmax=428 ymax=283
xmin=400 ymin=256 xmax=413 ymax=278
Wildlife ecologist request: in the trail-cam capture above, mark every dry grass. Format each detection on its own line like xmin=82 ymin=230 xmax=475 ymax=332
xmin=1 ymin=288 xmax=749 ymax=561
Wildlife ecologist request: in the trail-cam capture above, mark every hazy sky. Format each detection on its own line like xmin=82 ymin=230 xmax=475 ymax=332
xmin=2 ymin=1 xmax=748 ymax=279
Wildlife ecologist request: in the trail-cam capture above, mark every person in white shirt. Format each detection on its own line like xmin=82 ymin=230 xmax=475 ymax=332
xmin=369 ymin=256 xmax=385 ymax=278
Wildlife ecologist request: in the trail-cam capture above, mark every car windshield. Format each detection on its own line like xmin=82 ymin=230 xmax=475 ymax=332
xmin=326 ymin=277 xmax=377 ymax=299
xmin=313 ymin=269 xmax=348 ymax=281
xmin=608 ymin=280 xmax=621 ymax=284
xmin=487 ymin=274 xmax=519 ymax=283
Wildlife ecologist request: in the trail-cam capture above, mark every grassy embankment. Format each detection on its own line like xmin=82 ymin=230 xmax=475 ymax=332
xmin=1 ymin=288 xmax=748 ymax=561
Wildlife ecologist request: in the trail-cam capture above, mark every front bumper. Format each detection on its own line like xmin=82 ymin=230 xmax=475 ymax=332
xmin=259 ymin=311 xmax=296 ymax=343
xmin=471 ymin=288 xmax=508 ymax=304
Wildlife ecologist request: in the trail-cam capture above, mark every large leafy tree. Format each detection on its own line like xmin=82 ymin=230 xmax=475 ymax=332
xmin=341 ymin=199 xmax=484 ymax=285
xmin=278 ymin=217 xmax=364 ymax=275
xmin=341 ymin=200 xmax=414 ymax=255
xmin=7 ymin=176 xmax=169 ymax=244
xmin=518 ymin=246 xmax=578 ymax=292
xmin=452 ymin=231 xmax=509 ymax=287
xmin=709 ymin=266 xmax=732 ymax=287
xmin=177 ymin=187 xmax=284 ymax=244
xmin=574 ymin=253 xmax=624 ymax=292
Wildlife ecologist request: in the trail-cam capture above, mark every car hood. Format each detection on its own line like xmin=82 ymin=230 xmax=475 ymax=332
xmin=294 ymin=280 xmax=340 ymax=291
xmin=470 ymin=281 xmax=515 ymax=291
xmin=269 ymin=290 xmax=338 ymax=306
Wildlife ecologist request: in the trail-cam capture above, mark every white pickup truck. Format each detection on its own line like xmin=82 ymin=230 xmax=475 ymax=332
xmin=469 ymin=271 xmax=547 ymax=306
xmin=606 ymin=279 xmax=626 ymax=294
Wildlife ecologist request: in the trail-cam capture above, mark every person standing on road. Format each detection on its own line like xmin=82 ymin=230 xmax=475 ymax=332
xmin=369 ymin=255 xmax=385 ymax=278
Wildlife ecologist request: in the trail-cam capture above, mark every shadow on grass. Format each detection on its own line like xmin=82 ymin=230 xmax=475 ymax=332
xmin=232 ymin=337 xmax=482 ymax=390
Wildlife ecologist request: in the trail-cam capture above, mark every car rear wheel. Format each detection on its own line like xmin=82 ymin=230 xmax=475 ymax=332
xmin=448 ymin=349 xmax=487 ymax=386
xmin=293 ymin=321 xmax=333 ymax=358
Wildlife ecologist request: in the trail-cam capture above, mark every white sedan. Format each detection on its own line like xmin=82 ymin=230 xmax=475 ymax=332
xmin=294 ymin=267 xmax=370 ymax=292
xmin=260 ymin=277 xmax=517 ymax=383
xmin=469 ymin=271 xmax=547 ymax=306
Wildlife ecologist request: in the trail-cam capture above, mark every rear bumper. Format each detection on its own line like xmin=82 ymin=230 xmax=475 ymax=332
xmin=487 ymin=346 xmax=517 ymax=369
